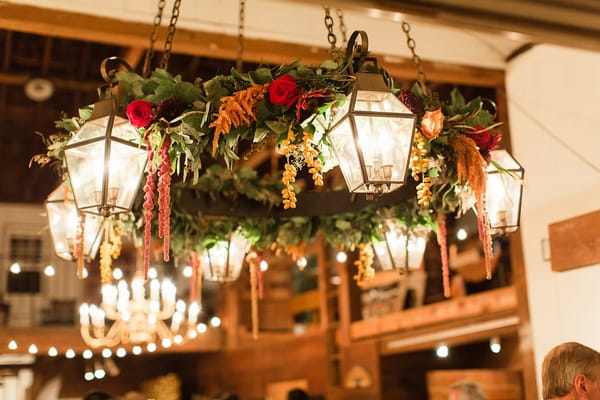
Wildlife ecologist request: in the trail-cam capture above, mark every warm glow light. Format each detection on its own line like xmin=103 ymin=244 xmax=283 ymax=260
xmin=48 ymin=347 xmax=58 ymax=357
xmin=94 ymin=368 xmax=106 ymax=379
xmin=210 ymin=316 xmax=221 ymax=327
xmin=197 ymin=323 xmax=207 ymax=333
xmin=162 ymin=338 xmax=172 ymax=348
xmin=188 ymin=330 xmax=198 ymax=339
xmin=436 ymin=345 xmax=449 ymax=358
xmin=84 ymin=372 xmax=95 ymax=381
xmin=456 ymin=228 xmax=468 ymax=241
xmin=148 ymin=267 xmax=158 ymax=279
xmin=28 ymin=344 xmax=38 ymax=354
xmin=147 ymin=343 xmax=157 ymax=352
xmin=132 ymin=345 xmax=142 ymax=355
xmin=101 ymin=348 xmax=112 ymax=358
xmin=259 ymin=260 xmax=269 ymax=272
xmin=81 ymin=267 xmax=89 ymax=279
xmin=336 ymin=251 xmax=348 ymax=263
xmin=112 ymin=268 xmax=123 ymax=280
xmin=330 ymin=276 xmax=342 ymax=285
xmin=9 ymin=262 xmax=21 ymax=274
xmin=83 ymin=349 xmax=93 ymax=359
xmin=8 ymin=340 xmax=17 ymax=350
xmin=44 ymin=265 xmax=56 ymax=276
xmin=174 ymin=335 xmax=184 ymax=344
xmin=65 ymin=349 xmax=76 ymax=358
xmin=490 ymin=336 xmax=502 ymax=354
xmin=297 ymin=257 xmax=307 ymax=270
xmin=115 ymin=348 xmax=127 ymax=358
xmin=182 ymin=266 xmax=193 ymax=277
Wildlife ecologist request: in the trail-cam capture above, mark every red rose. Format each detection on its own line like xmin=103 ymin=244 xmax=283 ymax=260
xmin=269 ymin=75 xmax=300 ymax=110
xmin=126 ymin=100 xmax=154 ymax=128
xmin=469 ymin=125 xmax=502 ymax=159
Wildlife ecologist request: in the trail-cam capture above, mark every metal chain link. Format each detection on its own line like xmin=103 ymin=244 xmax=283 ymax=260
xmin=323 ymin=7 xmax=337 ymax=55
xmin=336 ymin=9 xmax=347 ymax=48
xmin=160 ymin=0 xmax=182 ymax=70
xmin=236 ymin=0 xmax=245 ymax=71
xmin=142 ymin=0 xmax=166 ymax=77
xmin=402 ymin=21 xmax=428 ymax=94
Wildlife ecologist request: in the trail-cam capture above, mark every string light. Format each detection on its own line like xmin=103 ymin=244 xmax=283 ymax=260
xmin=115 ymin=347 xmax=127 ymax=358
xmin=197 ymin=323 xmax=207 ymax=333
xmin=43 ymin=265 xmax=56 ymax=276
xmin=490 ymin=336 xmax=502 ymax=353
xmin=101 ymin=348 xmax=112 ymax=358
xmin=65 ymin=349 xmax=76 ymax=358
xmin=8 ymin=340 xmax=17 ymax=350
xmin=28 ymin=344 xmax=38 ymax=354
xmin=112 ymin=268 xmax=124 ymax=280
xmin=336 ymin=251 xmax=348 ymax=263
xmin=9 ymin=262 xmax=21 ymax=274
xmin=82 ymin=349 xmax=93 ymax=359
xmin=259 ymin=260 xmax=269 ymax=272
xmin=48 ymin=347 xmax=58 ymax=357
xmin=456 ymin=228 xmax=468 ymax=241
xmin=132 ymin=345 xmax=142 ymax=355
xmin=147 ymin=343 xmax=157 ymax=353
xmin=210 ymin=316 xmax=221 ymax=327
xmin=436 ymin=344 xmax=449 ymax=358
xmin=182 ymin=266 xmax=193 ymax=277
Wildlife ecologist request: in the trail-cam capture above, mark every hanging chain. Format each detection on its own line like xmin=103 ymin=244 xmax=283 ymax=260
xmin=402 ymin=21 xmax=428 ymax=94
xmin=323 ymin=7 xmax=337 ymax=56
xmin=142 ymin=0 xmax=166 ymax=77
xmin=336 ymin=9 xmax=347 ymax=48
xmin=236 ymin=0 xmax=245 ymax=71
xmin=160 ymin=0 xmax=182 ymax=70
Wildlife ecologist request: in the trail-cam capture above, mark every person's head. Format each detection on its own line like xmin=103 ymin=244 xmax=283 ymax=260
xmin=448 ymin=380 xmax=485 ymax=400
xmin=542 ymin=342 xmax=600 ymax=399
xmin=83 ymin=392 xmax=112 ymax=400
xmin=287 ymin=388 xmax=309 ymax=400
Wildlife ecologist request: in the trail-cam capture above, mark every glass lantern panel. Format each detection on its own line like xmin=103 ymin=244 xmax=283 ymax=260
xmin=486 ymin=150 xmax=524 ymax=233
xmin=106 ymin=140 xmax=148 ymax=212
xmin=82 ymin=214 xmax=104 ymax=260
xmin=111 ymin=117 xmax=144 ymax=143
xmin=327 ymin=117 xmax=364 ymax=192
xmin=354 ymin=90 xmax=412 ymax=114
xmin=64 ymin=140 xmax=106 ymax=213
xmin=353 ymin=115 xmax=414 ymax=184
xmin=69 ymin=116 xmax=110 ymax=144
xmin=201 ymin=231 xmax=251 ymax=282
xmin=330 ymin=92 xmax=353 ymax=127
xmin=374 ymin=222 xmax=430 ymax=271
xmin=46 ymin=197 xmax=80 ymax=261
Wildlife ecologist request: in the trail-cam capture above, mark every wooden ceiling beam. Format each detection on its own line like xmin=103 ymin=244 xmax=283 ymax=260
xmin=0 ymin=2 xmax=504 ymax=87
xmin=0 ymin=71 xmax=99 ymax=91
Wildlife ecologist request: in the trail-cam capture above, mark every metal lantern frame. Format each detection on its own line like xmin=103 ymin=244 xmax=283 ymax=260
xmin=201 ymin=229 xmax=252 ymax=282
xmin=485 ymin=149 xmax=524 ymax=235
xmin=45 ymin=184 xmax=104 ymax=262
xmin=373 ymin=218 xmax=431 ymax=273
xmin=64 ymin=57 xmax=148 ymax=217
xmin=327 ymin=30 xmax=417 ymax=197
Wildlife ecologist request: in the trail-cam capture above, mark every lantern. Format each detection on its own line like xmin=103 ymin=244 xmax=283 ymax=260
xmin=64 ymin=97 xmax=147 ymax=217
xmin=200 ymin=230 xmax=251 ymax=282
xmin=373 ymin=219 xmax=430 ymax=272
xmin=45 ymin=184 xmax=104 ymax=261
xmin=486 ymin=149 xmax=524 ymax=235
xmin=328 ymin=31 xmax=416 ymax=196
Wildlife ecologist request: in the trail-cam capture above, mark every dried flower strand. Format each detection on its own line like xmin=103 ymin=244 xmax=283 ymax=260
xmin=417 ymin=176 xmax=432 ymax=208
xmin=353 ymin=244 xmax=375 ymax=286
xmin=302 ymin=131 xmax=324 ymax=187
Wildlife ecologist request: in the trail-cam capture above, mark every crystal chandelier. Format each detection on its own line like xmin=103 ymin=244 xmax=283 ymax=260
xmin=79 ymin=272 xmax=200 ymax=348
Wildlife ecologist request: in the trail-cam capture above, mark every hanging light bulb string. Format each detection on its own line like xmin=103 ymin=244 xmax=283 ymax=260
xmin=236 ymin=0 xmax=245 ymax=71
xmin=159 ymin=0 xmax=182 ymax=70
xmin=142 ymin=0 xmax=166 ymax=78
xmin=402 ymin=21 xmax=429 ymax=96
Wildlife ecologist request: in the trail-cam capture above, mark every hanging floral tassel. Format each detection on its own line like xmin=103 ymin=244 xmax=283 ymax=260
xmin=99 ymin=226 xmax=113 ymax=285
xmin=246 ymin=251 xmax=260 ymax=340
xmin=353 ymin=244 xmax=375 ymax=287
xmin=75 ymin=212 xmax=85 ymax=279
xmin=157 ymin=136 xmax=172 ymax=262
xmin=436 ymin=214 xmax=451 ymax=298
xmin=475 ymin=194 xmax=493 ymax=279
xmin=142 ymin=138 xmax=156 ymax=280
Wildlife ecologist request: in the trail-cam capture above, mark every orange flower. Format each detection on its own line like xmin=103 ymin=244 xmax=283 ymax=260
xmin=420 ymin=108 xmax=445 ymax=139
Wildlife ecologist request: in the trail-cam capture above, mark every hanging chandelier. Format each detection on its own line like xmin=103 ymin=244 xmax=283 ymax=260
xmin=79 ymin=272 xmax=200 ymax=348
xmin=486 ymin=149 xmax=524 ymax=235
xmin=45 ymin=183 xmax=104 ymax=261
xmin=373 ymin=218 xmax=430 ymax=273
xmin=328 ymin=30 xmax=416 ymax=197
xmin=201 ymin=229 xmax=251 ymax=282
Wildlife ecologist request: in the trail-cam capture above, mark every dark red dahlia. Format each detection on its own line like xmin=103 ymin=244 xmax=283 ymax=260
xmin=156 ymin=98 xmax=188 ymax=125
xmin=397 ymin=90 xmax=424 ymax=115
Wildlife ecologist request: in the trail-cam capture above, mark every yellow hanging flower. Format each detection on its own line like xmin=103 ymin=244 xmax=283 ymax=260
xmin=353 ymin=244 xmax=375 ymax=286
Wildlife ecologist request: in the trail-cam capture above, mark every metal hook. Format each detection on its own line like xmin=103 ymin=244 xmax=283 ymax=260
xmin=100 ymin=57 xmax=134 ymax=85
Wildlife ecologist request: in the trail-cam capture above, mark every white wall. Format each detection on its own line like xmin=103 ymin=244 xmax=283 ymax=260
xmin=0 ymin=203 xmax=82 ymax=326
xmin=506 ymin=44 xmax=600 ymax=396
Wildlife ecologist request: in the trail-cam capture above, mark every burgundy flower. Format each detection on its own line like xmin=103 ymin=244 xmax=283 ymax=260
xmin=269 ymin=75 xmax=300 ymax=110
xmin=156 ymin=98 xmax=188 ymax=125
xmin=126 ymin=99 xmax=154 ymax=129
xmin=469 ymin=125 xmax=502 ymax=159
xmin=397 ymin=90 xmax=423 ymax=114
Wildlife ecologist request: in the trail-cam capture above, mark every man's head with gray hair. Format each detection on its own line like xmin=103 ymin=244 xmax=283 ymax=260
xmin=448 ymin=380 xmax=485 ymax=400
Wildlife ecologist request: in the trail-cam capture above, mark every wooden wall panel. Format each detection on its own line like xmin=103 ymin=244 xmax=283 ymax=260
xmin=548 ymin=209 xmax=600 ymax=271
